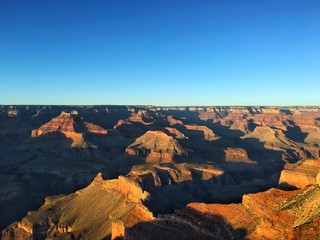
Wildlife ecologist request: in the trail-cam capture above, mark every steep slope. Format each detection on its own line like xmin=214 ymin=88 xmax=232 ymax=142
xmin=1 ymin=174 xmax=152 ymax=240
xmin=241 ymin=126 xmax=294 ymax=148
xmin=303 ymin=126 xmax=320 ymax=146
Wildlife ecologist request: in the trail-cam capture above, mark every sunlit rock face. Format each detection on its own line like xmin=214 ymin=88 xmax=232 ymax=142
xmin=224 ymin=148 xmax=256 ymax=164
xmin=31 ymin=111 xmax=108 ymax=148
xmin=125 ymin=131 xmax=187 ymax=163
xmin=279 ymin=159 xmax=320 ymax=189
xmin=1 ymin=173 xmax=152 ymax=240
xmin=121 ymin=186 xmax=320 ymax=240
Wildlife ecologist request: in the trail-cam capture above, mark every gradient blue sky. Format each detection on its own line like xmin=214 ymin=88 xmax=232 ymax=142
xmin=0 ymin=0 xmax=319 ymax=106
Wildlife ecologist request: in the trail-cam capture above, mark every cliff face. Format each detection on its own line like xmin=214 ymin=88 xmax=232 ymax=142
xmin=279 ymin=159 xmax=320 ymax=189
xmin=120 ymin=179 xmax=320 ymax=240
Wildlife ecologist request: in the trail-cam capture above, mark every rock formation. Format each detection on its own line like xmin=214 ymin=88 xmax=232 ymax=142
xmin=164 ymin=127 xmax=187 ymax=139
xmin=184 ymin=125 xmax=220 ymax=141
xmin=125 ymin=131 xmax=187 ymax=163
xmin=120 ymin=182 xmax=320 ymax=240
xmin=167 ymin=115 xmax=184 ymax=125
xmin=31 ymin=111 xmax=108 ymax=148
xmin=279 ymin=159 xmax=320 ymax=189
xmin=1 ymin=105 xmax=320 ymax=238
xmin=224 ymin=148 xmax=256 ymax=164
xmin=1 ymin=173 xmax=152 ymax=240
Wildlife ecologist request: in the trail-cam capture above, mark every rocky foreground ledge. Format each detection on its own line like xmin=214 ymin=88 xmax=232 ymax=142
xmin=2 ymin=159 xmax=320 ymax=240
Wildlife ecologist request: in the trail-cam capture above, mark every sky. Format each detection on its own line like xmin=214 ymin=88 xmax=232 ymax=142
xmin=0 ymin=0 xmax=319 ymax=106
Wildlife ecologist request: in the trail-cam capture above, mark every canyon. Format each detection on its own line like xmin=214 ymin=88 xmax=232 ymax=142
xmin=0 ymin=105 xmax=320 ymax=239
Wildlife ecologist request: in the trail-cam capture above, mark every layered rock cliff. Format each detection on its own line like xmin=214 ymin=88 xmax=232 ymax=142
xmin=279 ymin=159 xmax=320 ymax=189
xmin=125 ymin=131 xmax=187 ymax=163
xmin=31 ymin=111 xmax=108 ymax=148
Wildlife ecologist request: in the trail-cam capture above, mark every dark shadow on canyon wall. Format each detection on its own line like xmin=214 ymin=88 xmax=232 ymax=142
xmin=116 ymin=207 xmax=247 ymax=240
xmin=284 ymin=125 xmax=308 ymax=143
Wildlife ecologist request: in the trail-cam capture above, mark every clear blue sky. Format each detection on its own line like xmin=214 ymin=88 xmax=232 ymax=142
xmin=0 ymin=0 xmax=319 ymax=106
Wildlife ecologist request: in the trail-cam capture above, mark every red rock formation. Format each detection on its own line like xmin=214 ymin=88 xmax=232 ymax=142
xmin=127 ymin=163 xmax=224 ymax=192
xmin=241 ymin=126 xmax=294 ymax=149
xmin=121 ymin=185 xmax=320 ymax=240
xmin=111 ymin=204 xmax=154 ymax=240
xmin=31 ymin=111 xmax=108 ymax=148
xmin=167 ymin=115 xmax=183 ymax=125
xmin=84 ymin=122 xmax=108 ymax=134
xmin=218 ymin=113 xmax=251 ymax=133
xmin=185 ymin=125 xmax=220 ymax=141
xmin=113 ymin=119 xmax=132 ymax=129
xmin=125 ymin=131 xmax=187 ymax=163
xmin=302 ymin=126 xmax=320 ymax=146
xmin=128 ymin=110 xmax=154 ymax=125
xmin=279 ymin=159 xmax=320 ymax=188
xmin=224 ymin=148 xmax=256 ymax=164
xmin=34 ymin=111 xmax=76 ymax=134
xmin=165 ymin=127 xmax=187 ymax=139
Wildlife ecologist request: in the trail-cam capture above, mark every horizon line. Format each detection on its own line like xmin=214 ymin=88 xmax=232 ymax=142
xmin=1 ymin=104 xmax=319 ymax=108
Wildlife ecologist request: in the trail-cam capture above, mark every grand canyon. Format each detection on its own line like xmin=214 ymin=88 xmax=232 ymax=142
xmin=1 ymin=105 xmax=320 ymax=240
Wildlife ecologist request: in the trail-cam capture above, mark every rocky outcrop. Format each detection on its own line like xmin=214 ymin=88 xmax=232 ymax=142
xmin=279 ymin=159 xmax=320 ymax=189
xmin=185 ymin=125 xmax=220 ymax=141
xmin=127 ymin=163 xmax=224 ymax=192
xmin=111 ymin=204 xmax=154 ymax=240
xmin=85 ymin=122 xmax=108 ymax=134
xmin=31 ymin=111 xmax=108 ymax=148
xmin=224 ymin=148 xmax=256 ymax=164
xmin=167 ymin=115 xmax=183 ymax=125
xmin=128 ymin=110 xmax=154 ymax=125
xmin=125 ymin=131 xmax=187 ymax=163
xmin=122 ymin=186 xmax=320 ymax=240
xmin=1 ymin=173 xmax=151 ymax=240
xmin=165 ymin=127 xmax=187 ymax=139
xmin=118 ymin=204 xmax=248 ymax=240
xmin=302 ymin=126 xmax=320 ymax=146
xmin=242 ymin=126 xmax=286 ymax=147
xmin=32 ymin=111 xmax=76 ymax=135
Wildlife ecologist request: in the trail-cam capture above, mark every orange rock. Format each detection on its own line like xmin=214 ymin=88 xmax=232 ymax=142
xmin=279 ymin=159 xmax=320 ymax=188
xmin=125 ymin=131 xmax=187 ymax=163
xmin=185 ymin=125 xmax=220 ymax=141
xmin=165 ymin=127 xmax=187 ymax=139
xmin=167 ymin=115 xmax=183 ymax=125
xmin=224 ymin=148 xmax=256 ymax=164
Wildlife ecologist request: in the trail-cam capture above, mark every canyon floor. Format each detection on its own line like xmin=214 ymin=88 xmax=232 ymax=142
xmin=0 ymin=105 xmax=320 ymax=239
